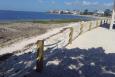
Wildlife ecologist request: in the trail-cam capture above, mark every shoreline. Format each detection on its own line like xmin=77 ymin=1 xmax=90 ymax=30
xmin=0 ymin=16 xmax=109 ymax=24
xmin=0 ymin=14 xmax=103 ymax=24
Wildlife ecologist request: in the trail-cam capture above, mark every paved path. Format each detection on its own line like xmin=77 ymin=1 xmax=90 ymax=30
xmin=67 ymin=27 xmax=115 ymax=53
xmin=26 ymin=27 xmax=115 ymax=77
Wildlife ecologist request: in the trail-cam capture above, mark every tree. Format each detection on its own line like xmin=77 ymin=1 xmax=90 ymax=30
xmin=83 ymin=9 xmax=89 ymax=15
xmin=104 ymin=9 xmax=112 ymax=16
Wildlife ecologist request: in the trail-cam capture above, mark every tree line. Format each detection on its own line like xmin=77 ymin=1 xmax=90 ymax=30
xmin=82 ymin=9 xmax=112 ymax=17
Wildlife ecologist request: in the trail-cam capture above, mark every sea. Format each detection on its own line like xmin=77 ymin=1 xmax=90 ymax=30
xmin=0 ymin=10 xmax=96 ymax=22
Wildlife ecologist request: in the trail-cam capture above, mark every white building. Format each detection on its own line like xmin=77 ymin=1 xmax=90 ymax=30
xmin=94 ymin=10 xmax=104 ymax=16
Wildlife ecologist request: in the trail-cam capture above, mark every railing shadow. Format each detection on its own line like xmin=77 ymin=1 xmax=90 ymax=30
xmin=113 ymin=25 xmax=115 ymax=29
xmin=26 ymin=47 xmax=115 ymax=77
xmin=100 ymin=23 xmax=110 ymax=29
xmin=1 ymin=47 xmax=115 ymax=77
xmin=0 ymin=50 xmax=37 ymax=77
xmin=100 ymin=23 xmax=115 ymax=29
xmin=0 ymin=40 xmax=66 ymax=77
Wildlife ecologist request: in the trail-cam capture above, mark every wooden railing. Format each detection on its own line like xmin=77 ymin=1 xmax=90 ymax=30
xmin=1 ymin=19 xmax=111 ymax=77
xmin=35 ymin=19 xmax=110 ymax=72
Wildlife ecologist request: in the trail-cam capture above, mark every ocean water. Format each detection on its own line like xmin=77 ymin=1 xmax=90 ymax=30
xmin=0 ymin=10 xmax=95 ymax=21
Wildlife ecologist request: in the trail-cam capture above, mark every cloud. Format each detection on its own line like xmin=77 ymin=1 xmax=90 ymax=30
xmin=64 ymin=2 xmax=72 ymax=6
xmin=82 ymin=1 xmax=91 ymax=5
xmin=37 ymin=0 xmax=58 ymax=5
xmin=64 ymin=1 xmax=80 ymax=6
xmin=64 ymin=0 xmax=112 ymax=8
xmin=82 ymin=1 xmax=98 ymax=6
xmin=64 ymin=0 xmax=99 ymax=6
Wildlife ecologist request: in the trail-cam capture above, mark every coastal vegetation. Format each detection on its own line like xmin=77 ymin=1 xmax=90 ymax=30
xmin=32 ymin=19 xmax=82 ymax=24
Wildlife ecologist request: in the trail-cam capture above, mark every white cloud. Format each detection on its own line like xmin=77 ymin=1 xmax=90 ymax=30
xmin=64 ymin=2 xmax=72 ymax=6
xmin=82 ymin=1 xmax=91 ymax=5
xmin=37 ymin=0 xmax=58 ymax=5
xmin=64 ymin=1 xmax=79 ymax=6
xmin=82 ymin=1 xmax=98 ymax=5
xmin=64 ymin=0 xmax=112 ymax=8
xmin=64 ymin=0 xmax=99 ymax=6
xmin=82 ymin=0 xmax=99 ymax=6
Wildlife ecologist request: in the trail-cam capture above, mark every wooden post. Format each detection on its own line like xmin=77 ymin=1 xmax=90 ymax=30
xmin=89 ymin=21 xmax=92 ymax=31
xmin=102 ymin=20 xmax=104 ymax=24
xmin=36 ymin=40 xmax=44 ymax=72
xmin=100 ymin=20 xmax=103 ymax=26
xmin=108 ymin=19 xmax=111 ymax=24
xmin=79 ymin=22 xmax=83 ymax=35
xmin=104 ymin=20 xmax=106 ymax=24
xmin=106 ymin=19 xmax=108 ymax=24
xmin=96 ymin=20 xmax=99 ymax=27
xmin=69 ymin=27 xmax=73 ymax=44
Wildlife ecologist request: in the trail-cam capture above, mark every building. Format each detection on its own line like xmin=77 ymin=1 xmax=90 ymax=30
xmin=93 ymin=10 xmax=104 ymax=16
xmin=48 ymin=10 xmax=80 ymax=15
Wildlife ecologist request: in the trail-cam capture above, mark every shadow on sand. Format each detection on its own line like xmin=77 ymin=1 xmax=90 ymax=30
xmin=100 ymin=23 xmax=115 ymax=29
xmin=1 ymin=47 xmax=115 ymax=77
xmin=25 ymin=47 xmax=115 ymax=77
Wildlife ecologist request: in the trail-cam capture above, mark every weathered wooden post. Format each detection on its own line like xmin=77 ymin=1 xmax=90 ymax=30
xmin=101 ymin=20 xmax=104 ymax=25
xmin=100 ymin=20 xmax=103 ymax=25
xmin=106 ymin=19 xmax=108 ymax=24
xmin=108 ymin=19 xmax=111 ymax=24
xmin=99 ymin=20 xmax=101 ymax=26
xmin=69 ymin=27 xmax=73 ymax=44
xmin=79 ymin=22 xmax=84 ymax=35
xmin=36 ymin=40 xmax=44 ymax=72
xmin=96 ymin=20 xmax=99 ymax=27
xmin=104 ymin=20 xmax=105 ymax=23
xmin=89 ymin=21 xmax=92 ymax=31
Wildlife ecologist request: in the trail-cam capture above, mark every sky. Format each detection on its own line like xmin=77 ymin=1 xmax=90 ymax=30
xmin=0 ymin=0 xmax=113 ymax=12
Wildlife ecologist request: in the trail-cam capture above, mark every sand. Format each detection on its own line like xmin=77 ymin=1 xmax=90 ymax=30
xmin=0 ymin=22 xmax=67 ymax=48
xmin=1 ymin=22 xmax=115 ymax=77
xmin=67 ymin=27 xmax=115 ymax=53
xmin=25 ymin=27 xmax=115 ymax=77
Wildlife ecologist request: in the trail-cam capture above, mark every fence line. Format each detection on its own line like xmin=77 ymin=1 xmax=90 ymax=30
xmin=35 ymin=19 xmax=110 ymax=72
xmin=0 ymin=19 xmax=110 ymax=77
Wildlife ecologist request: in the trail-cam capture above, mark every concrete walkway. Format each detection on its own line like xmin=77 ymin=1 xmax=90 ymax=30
xmin=67 ymin=27 xmax=115 ymax=53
